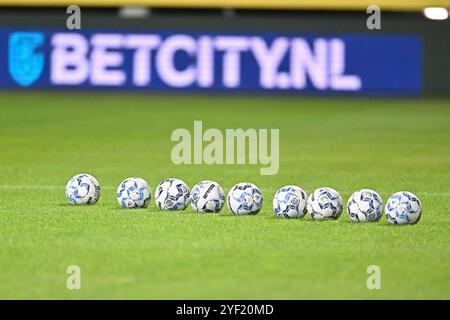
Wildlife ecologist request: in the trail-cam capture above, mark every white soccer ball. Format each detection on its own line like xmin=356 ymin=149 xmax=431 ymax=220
xmin=307 ymin=187 xmax=343 ymax=220
xmin=385 ymin=191 xmax=421 ymax=225
xmin=65 ymin=173 xmax=100 ymax=205
xmin=227 ymin=182 xmax=263 ymax=215
xmin=273 ymin=185 xmax=307 ymax=218
xmin=347 ymin=189 xmax=383 ymax=222
xmin=190 ymin=180 xmax=225 ymax=213
xmin=155 ymin=178 xmax=190 ymax=211
xmin=116 ymin=177 xmax=151 ymax=208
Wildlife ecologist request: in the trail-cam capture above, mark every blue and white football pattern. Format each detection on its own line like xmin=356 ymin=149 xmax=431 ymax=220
xmin=190 ymin=180 xmax=225 ymax=213
xmin=385 ymin=191 xmax=421 ymax=225
xmin=307 ymin=187 xmax=343 ymax=220
xmin=65 ymin=173 xmax=101 ymax=205
xmin=116 ymin=177 xmax=151 ymax=208
xmin=347 ymin=189 xmax=383 ymax=222
xmin=155 ymin=178 xmax=190 ymax=211
xmin=273 ymin=185 xmax=307 ymax=218
xmin=227 ymin=182 xmax=263 ymax=215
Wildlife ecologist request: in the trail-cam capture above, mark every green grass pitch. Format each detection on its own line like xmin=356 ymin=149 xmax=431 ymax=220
xmin=0 ymin=92 xmax=449 ymax=299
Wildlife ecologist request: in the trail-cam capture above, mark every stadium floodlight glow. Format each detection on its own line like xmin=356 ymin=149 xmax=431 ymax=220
xmin=118 ymin=6 xmax=150 ymax=19
xmin=423 ymin=7 xmax=449 ymax=20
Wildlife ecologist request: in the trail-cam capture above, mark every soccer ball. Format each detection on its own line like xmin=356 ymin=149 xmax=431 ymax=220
xmin=307 ymin=187 xmax=343 ymax=220
xmin=347 ymin=189 xmax=383 ymax=222
xmin=65 ymin=173 xmax=100 ymax=205
xmin=116 ymin=177 xmax=151 ymax=208
xmin=155 ymin=178 xmax=190 ymax=211
xmin=227 ymin=182 xmax=263 ymax=215
xmin=273 ymin=185 xmax=307 ymax=218
xmin=385 ymin=191 xmax=421 ymax=225
xmin=190 ymin=180 xmax=225 ymax=213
